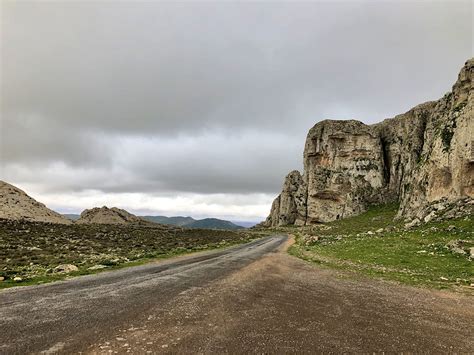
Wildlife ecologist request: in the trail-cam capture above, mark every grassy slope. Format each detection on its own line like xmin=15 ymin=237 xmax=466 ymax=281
xmin=0 ymin=220 xmax=269 ymax=289
xmin=286 ymin=204 xmax=473 ymax=291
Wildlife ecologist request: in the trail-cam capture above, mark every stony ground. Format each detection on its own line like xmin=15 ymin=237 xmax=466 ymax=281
xmin=1 ymin=235 xmax=472 ymax=353
xmin=0 ymin=219 xmax=267 ymax=287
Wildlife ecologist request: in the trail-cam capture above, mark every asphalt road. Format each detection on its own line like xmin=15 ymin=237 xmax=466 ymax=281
xmin=0 ymin=235 xmax=286 ymax=354
xmin=1 ymin=234 xmax=473 ymax=354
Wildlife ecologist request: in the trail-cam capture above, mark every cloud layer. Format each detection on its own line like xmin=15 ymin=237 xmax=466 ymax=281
xmin=1 ymin=1 xmax=472 ymax=220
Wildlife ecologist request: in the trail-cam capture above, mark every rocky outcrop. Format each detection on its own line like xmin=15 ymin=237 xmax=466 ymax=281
xmin=263 ymin=58 xmax=473 ymax=226
xmin=261 ymin=171 xmax=307 ymax=227
xmin=304 ymin=120 xmax=386 ymax=223
xmin=76 ymin=206 xmax=145 ymax=225
xmin=0 ymin=181 xmax=72 ymax=224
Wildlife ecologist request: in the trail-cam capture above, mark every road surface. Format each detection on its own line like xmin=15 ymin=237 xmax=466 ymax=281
xmin=0 ymin=234 xmax=473 ymax=354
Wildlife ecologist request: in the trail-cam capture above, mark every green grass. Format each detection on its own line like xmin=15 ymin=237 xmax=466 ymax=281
xmin=287 ymin=204 xmax=473 ymax=291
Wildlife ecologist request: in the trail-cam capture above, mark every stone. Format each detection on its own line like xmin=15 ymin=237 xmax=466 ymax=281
xmin=262 ymin=59 xmax=474 ymax=226
xmin=88 ymin=264 xmax=108 ymax=270
xmin=13 ymin=277 xmax=22 ymax=282
xmin=446 ymin=240 xmax=466 ymax=255
xmin=0 ymin=276 xmax=4 ymax=282
xmin=54 ymin=264 xmax=79 ymax=273
xmin=404 ymin=218 xmax=420 ymax=229
xmin=424 ymin=211 xmax=437 ymax=223
xmin=376 ymin=228 xmax=384 ymax=233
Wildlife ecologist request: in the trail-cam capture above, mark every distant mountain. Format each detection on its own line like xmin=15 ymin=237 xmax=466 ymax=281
xmin=142 ymin=215 xmax=244 ymax=230
xmin=231 ymin=221 xmax=258 ymax=228
xmin=63 ymin=214 xmax=80 ymax=221
xmin=142 ymin=215 xmax=195 ymax=226
xmin=186 ymin=218 xmax=244 ymax=230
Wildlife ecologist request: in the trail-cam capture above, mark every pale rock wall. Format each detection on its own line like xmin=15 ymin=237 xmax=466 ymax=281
xmin=304 ymin=120 xmax=385 ymax=223
xmin=263 ymin=58 xmax=473 ymax=227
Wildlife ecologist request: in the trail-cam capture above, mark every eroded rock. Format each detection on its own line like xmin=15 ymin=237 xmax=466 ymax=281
xmin=263 ymin=58 xmax=473 ymax=226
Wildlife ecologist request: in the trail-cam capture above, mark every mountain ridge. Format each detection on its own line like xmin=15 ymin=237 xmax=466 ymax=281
xmin=142 ymin=215 xmax=244 ymax=230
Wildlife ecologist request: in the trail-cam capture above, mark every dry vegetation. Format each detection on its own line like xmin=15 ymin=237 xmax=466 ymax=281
xmin=0 ymin=219 xmax=268 ymax=288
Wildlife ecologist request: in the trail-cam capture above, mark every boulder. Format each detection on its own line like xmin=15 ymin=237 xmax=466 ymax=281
xmin=54 ymin=264 xmax=79 ymax=273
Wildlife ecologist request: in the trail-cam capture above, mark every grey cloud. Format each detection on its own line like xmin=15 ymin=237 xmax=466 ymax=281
xmin=4 ymin=131 xmax=303 ymax=194
xmin=1 ymin=0 xmax=472 ymax=200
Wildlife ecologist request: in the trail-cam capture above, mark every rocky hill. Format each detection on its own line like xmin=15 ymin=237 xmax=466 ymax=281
xmin=0 ymin=181 xmax=72 ymax=224
xmin=76 ymin=206 xmax=149 ymax=225
xmin=263 ymin=58 xmax=473 ymax=227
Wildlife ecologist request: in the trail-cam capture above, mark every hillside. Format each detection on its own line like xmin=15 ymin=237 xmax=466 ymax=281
xmin=0 ymin=181 xmax=72 ymax=225
xmin=263 ymin=58 xmax=473 ymax=227
xmin=287 ymin=202 xmax=473 ymax=290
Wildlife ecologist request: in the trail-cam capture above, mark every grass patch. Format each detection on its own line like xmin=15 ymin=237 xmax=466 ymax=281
xmin=287 ymin=204 xmax=473 ymax=291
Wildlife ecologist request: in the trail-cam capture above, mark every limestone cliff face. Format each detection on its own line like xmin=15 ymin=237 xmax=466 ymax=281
xmin=263 ymin=58 xmax=473 ymax=227
xmin=304 ymin=120 xmax=385 ymax=223
xmin=262 ymin=171 xmax=307 ymax=227
xmin=398 ymin=59 xmax=474 ymax=221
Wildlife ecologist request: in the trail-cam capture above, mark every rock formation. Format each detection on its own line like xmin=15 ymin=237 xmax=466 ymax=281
xmin=263 ymin=58 xmax=473 ymax=226
xmin=76 ymin=206 xmax=146 ymax=225
xmin=0 ymin=181 xmax=72 ymax=224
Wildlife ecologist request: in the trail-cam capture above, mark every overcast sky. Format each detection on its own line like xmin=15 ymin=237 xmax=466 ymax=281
xmin=1 ymin=1 xmax=472 ymax=221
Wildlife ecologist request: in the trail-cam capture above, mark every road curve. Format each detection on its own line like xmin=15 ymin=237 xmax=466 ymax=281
xmin=0 ymin=235 xmax=287 ymax=354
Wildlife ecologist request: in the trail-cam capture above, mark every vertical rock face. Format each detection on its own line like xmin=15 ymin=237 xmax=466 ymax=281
xmin=304 ymin=120 xmax=385 ymax=223
xmin=263 ymin=58 xmax=473 ymax=226
xmin=398 ymin=59 xmax=474 ymax=220
xmin=262 ymin=171 xmax=307 ymax=227
xmin=374 ymin=102 xmax=435 ymax=203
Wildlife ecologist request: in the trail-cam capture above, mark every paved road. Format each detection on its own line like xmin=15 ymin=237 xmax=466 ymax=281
xmin=0 ymin=236 xmax=286 ymax=354
xmin=1 ymin=234 xmax=473 ymax=354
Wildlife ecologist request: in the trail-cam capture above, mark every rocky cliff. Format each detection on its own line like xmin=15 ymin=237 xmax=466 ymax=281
xmin=263 ymin=58 xmax=473 ymax=227
xmin=0 ymin=181 xmax=72 ymax=224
